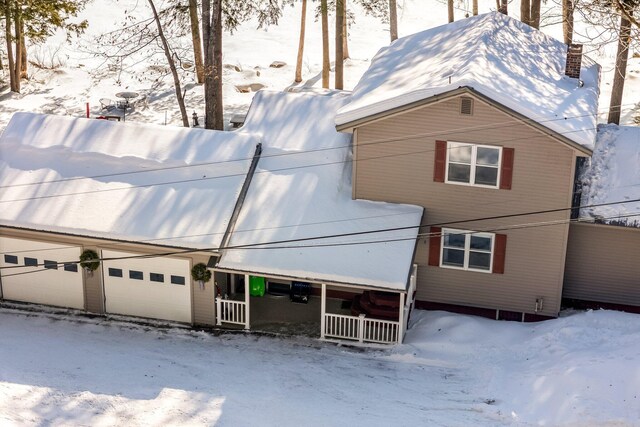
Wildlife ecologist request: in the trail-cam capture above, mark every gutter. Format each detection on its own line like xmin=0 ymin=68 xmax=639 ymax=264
xmin=213 ymin=142 xmax=263 ymax=266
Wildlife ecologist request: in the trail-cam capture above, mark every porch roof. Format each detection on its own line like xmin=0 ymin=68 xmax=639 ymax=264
xmin=217 ymin=91 xmax=424 ymax=292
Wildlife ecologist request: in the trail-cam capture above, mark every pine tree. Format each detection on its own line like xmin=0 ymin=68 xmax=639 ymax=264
xmin=1 ymin=0 xmax=87 ymax=93
xmin=335 ymin=0 xmax=344 ymax=89
xmin=188 ymin=0 xmax=204 ymax=84
xmin=321 ymin=0 xmax=330 ymax=88
xmin=389 ymin=0 xmax=398 ymax=41
xmin=295 ymin=0 xmax=307 ymax=83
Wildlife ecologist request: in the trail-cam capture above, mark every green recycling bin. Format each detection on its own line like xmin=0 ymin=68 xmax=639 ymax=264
xmin=249 ymin=275 xmax=265 ymax=297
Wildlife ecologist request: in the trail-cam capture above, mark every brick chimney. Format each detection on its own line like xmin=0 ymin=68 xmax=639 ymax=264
xmin=565 ymin=44 xmax=583 ymax=79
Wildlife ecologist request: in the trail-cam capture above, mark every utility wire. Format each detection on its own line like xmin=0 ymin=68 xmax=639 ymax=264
xmin=0 ymin=121 xmax=607 ymax=204
xmin=1 ymin=99 xmax=633 ymax=191
xmin=1 ymin=197 xmax=639 ymax=272
xmin=1 ymin=210 xmax=637 ymax=278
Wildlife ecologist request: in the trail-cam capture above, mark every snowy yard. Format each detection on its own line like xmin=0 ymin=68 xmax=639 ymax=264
xmin=0 ymin=306 xmax=638 ymax=426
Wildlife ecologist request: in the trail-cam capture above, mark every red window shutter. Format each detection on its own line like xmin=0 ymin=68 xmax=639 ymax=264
xmin=433 ymin=140 xmax=447 ymax=182
xmin=500 ymin=148 xmax=515 ymax=190
xmin=492 ymin=234 xmax=507 ymax=274
xmin=428 ymin=226 xmax=442 ymax=266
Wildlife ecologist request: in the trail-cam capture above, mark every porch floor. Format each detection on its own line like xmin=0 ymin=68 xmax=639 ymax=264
xmin=223 ymin=293 xmax=351 ymax=337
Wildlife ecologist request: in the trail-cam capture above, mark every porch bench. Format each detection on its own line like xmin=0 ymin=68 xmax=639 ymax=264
xmin=351 ymin=292 xmax=400 ymax=321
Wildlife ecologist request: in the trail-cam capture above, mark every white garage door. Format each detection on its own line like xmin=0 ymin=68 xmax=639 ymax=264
xmin=0 ymin=237 xmax=84 ymax=309
xmin=102 ymin=250 xmax=192 ymax=323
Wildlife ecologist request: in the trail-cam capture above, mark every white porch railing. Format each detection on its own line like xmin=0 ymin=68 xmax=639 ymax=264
xmin=323 ymin=313 xmax=399 ymax=345
xmin=216 ymin=298 xmax=247 ymax=327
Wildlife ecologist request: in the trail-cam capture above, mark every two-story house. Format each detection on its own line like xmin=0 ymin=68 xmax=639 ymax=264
xmin=335 ymin=12 xmax=601 ymax=321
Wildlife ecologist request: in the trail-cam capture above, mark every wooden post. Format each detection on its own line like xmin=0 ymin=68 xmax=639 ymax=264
xmin=244 ymin=274 xmax=250 ymax=329
xmin=320 ymin=283 xmax=326 ymax=339
xmin=216 ymin=297 xmax=222 ymax=326
xmin=357 ymin=314 xmax=365 ymax=343
xmin=398 ymin=292 xmax=405 ymax=344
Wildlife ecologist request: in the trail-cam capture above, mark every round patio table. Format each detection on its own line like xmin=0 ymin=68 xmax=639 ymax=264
xmin=114 ymin=91 xmax=139 ymax=121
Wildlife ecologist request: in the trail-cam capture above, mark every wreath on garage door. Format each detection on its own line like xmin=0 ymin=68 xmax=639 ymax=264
xmin=79 ymin=249 xmax=100 ymax=273
xmin=191 ymin=263 xmax=212 ymax=289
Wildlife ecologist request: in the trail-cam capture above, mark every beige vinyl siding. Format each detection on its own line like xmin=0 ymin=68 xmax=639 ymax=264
xmin=83 ymin=245 xmax=105 ymax=313
xmin=192 ymin=254 xmax=216 ymax=326
xmin=564 ymin=223 xmax=640 ymax=305
xmin=354 ymin=94 xmax=578 ymax=317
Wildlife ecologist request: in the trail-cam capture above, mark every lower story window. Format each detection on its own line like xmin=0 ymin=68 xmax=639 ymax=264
xmin=441 ymin=228 xmax=494 ymax=272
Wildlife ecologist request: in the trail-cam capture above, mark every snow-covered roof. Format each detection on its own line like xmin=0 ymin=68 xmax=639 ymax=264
xmin=218 ymin=91 xmax=424 ymax=291
xmin=579 ymin=124 xmax=640 ymax=225
xmin=0 ymin=113 xmax=259 ymax=249
xmin=336 ymin=12 xmax=600 ymax=151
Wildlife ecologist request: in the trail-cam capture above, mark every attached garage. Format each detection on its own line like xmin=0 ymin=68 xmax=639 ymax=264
xmin=101 ymin=250 xmax=192 ymax=323
xmin=0 ymin=236 xmax=85 ymax=309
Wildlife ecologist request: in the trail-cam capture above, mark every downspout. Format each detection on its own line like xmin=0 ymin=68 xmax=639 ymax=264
xmin=214 ymin=142 xmax=263 ymax=265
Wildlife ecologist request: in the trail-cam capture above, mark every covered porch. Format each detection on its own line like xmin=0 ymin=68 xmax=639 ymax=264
xmin=211 ymin=266 xmax=418 ymax=345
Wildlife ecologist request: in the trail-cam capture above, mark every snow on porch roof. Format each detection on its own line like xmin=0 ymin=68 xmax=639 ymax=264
xmin=0 ymin=112 xmax=259 ymax=249
xmin=336 ymin=12 xmax=600 ymax=151
xmin=217 ymin=91 xmax=424 ymax=292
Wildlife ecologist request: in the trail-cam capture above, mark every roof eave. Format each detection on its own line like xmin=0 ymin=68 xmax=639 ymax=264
xmin=336 ymin=86 xmax=594 ymax=156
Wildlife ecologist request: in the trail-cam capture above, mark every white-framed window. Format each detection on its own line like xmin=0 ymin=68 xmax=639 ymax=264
xmin=440 ymin=228 xmax=494 ymax=273
xmin=446 ymin=142 xmax=502 ymax=188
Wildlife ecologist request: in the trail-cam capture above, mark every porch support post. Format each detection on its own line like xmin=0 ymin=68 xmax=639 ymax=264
xmin=320 ymin=283 xmax=326 ymax=339
xmin=398 ymin=292 xmax=405 ymax=344
xmin=244 ymin=274 xmax=250 ymax=330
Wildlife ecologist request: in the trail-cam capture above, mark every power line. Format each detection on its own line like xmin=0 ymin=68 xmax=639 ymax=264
xmin=0 ymin=120 xmax=607 ymax=204
xmin=1 ymin=197 xmax=639 ymax=272
xmin=1 ymin=99 xmax=633 ymax=192
xmin=2 ymin=210 xmax=638 ymax=278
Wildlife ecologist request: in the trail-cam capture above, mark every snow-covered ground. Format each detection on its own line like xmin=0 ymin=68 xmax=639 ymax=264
xmin=2 ymin=0 xmax=640 ymax=130
xmin=0 ymin=306 xmax=638 ymax=426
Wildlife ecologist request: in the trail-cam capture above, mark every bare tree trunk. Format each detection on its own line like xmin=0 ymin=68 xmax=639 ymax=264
xmin=530 ymin=0 xmax=540 ymax=28
xmin=562 ymin=0 xmax=574 ymax=45
xmin=13 ymin=3 xmax=21 ymax=93
xmin=335 ymin=0 xmax=344 ymax=89
xmin=188 ymin=0 xmax=204 ymax=84
xmin=148 ymin=0 xmax=189 ymax=127
xmin=608 ymin=14 xmax=632 ymax=124
xmin=448 ymin=0 xmax=454 ymax=22
xmin=520 ymin=0 xmax=530 ymax=25
xmin=19 ymin=17 xmax=26 ymax=78
xmin=495 ymin=0 xmax=500 ymax=11
xmin=295 ymin=0 xmax=307 ymax=83
xmin=473 ymin=0 xmax=478 ymax=15
xmin=499 ymin=0 xmax=508 ymax=14
xmin=342 ymin=0 xmax=349 ymax=59
xmin=5 ymin=1 xmax=17 ymax=92
xmin=389 ymin=0 xmax=398 ymax=41
xmin=321 ymin=0 xmax=329 ymax=89
xmin=202 ymin=0 xmax=224 ymax=130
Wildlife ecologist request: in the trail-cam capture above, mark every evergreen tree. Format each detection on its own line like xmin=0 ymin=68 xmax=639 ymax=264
xmin=1 ymin=0 xmax=87 ymax=93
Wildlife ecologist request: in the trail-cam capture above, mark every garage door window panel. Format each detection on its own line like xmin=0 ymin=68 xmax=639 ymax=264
xmin=4 ymin=254 xmax=18 ymax=264
xmin=108 ymin=268 xmax=123 ymax=278
xmin=24 ymin=257 xmax=38 ymax=267
xmin=150 ymin=273 xmax=164 ymax=283
xmin=129 ymin=270 xmax=143 ymax=280
xmin=171 ymin=275 xmax=186 ymax=285
xmin=44 ymin=260 xmax=58 ymax=270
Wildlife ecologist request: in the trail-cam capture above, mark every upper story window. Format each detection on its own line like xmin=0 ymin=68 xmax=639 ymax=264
xmin=446 ymin=142 xmax=501 ymax=188
xmin=434 ymin=140 xmax=514 ymax=190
